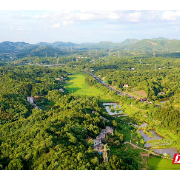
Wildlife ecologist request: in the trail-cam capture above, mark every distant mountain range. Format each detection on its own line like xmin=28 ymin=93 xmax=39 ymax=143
xmin=122 ymin=38 xmax=180 ymax=52
xmin=1 ymin=37 xmax=180 ymax=58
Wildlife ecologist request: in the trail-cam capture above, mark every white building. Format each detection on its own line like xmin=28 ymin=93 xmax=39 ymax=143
xmin=59 ymin=88 xmax=64 ymax=92
xmin=93 ymin=139 xmax=101 ymax=147
xmin=105 ymin=126 xmax=114 ymax=134
xmin=27 ymin=97 xmax=35 ymax=104
xmin=123 ymin=84 xmax=129 ymax=87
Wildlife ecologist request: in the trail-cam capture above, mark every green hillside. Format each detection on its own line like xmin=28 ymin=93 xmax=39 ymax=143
xmin=122 ymin=38 xmax=180 ymax=52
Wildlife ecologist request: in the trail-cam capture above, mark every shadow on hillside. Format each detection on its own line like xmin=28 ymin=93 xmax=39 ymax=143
xmin=148 ymin=156 xmax=162 ymax=170
xmin=66 ymin=86 xmax=81 ymax=94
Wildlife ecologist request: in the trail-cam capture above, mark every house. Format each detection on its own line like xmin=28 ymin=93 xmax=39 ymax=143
xmin=27 ymin=97 xmax=35 ymax=104
xmin=94 ymin=144 xmax=103 ymax=152
xmin=158 ymin=92 xmax=165 ymax=95
xmin=96 ymin=132 xmax=106 ymax=140
xmin=55 ymin=78 xmax=61 ymax=80
xmin=106 ymin=126 xmax=113 ymax=134
xmin=59 ymin=88 xmax=64 ymax=92
xmin=123 ymin=84 xmax=129 ymax=87
xmin=93 ymin=139 xmax=101 ymax=147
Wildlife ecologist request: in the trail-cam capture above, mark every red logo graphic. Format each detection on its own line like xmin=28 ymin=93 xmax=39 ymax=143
xmin=173 ymin=154 xmax=180 ymax=164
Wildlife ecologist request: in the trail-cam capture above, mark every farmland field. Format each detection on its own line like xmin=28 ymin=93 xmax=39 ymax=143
xmin=148 ymin=156 xmax=180 ymax=170
xmin=65 ymin=73 xmax=116 ymax=102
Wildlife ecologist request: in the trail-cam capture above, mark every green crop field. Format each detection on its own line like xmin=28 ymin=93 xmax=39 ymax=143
xmin=148 ymin=156 xmax=180 ymax=170
xmin=65 ymin=73 xmax=116 ymax=102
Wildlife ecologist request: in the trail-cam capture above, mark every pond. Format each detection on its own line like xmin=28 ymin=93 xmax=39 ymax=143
xmin=103 ymin=103 xmax=122 ymax=115
xmin=153 ymin=148 xmax=178 ymax=158
xmin=137 ymin=125 xmax=178 ymax=158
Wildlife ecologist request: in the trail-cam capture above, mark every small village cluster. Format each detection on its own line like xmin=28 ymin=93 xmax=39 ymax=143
xmin=93 ymin=126 xmax=113 ymax=152
xmin=86 ymin=126 xmax=114 ymax=153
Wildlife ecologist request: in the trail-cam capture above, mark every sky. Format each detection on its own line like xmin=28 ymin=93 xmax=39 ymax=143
xmin=1 ymin=1 xmax=180 ymax=44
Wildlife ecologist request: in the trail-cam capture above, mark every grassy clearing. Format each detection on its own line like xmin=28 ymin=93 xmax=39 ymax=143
xmin=65 ymin=73 xmax=116 ymax=102
xmin=148 ymin=156 xmax=180 ymax=170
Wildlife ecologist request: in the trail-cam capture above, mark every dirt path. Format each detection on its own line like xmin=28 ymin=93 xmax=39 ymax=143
xmin=123 ymin=142 xmax=173 ymax=160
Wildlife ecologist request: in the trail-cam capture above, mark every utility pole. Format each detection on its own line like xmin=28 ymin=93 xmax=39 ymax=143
xmin=71 ymin=46 xmax=72 ymax=52
xmin=57 ymin=57 xmax=59 ymax=65
xmin=76 ymin=55 xmax=78 ymax=62
xmin=28 ymin=54 xmax=31 ymax=64
xmin=102 ymin=144 xmax=110 ymax=163
xmin=55 ymin=52 xmax=57 ymax=58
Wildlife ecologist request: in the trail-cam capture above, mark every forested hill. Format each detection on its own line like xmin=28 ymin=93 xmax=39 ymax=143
xmin=0 ymin=66 xmax=137 ymax=170
xmin=122 ymin=38 xmax=180 ymax=51
xmin=0 ymin=41 xmax=38 ymax=53
xmin=2 ymin=38 xmax=180 ymax=59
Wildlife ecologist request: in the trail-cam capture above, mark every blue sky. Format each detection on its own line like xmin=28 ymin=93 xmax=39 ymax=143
xmin=1 ymin=2 xmax=180 ymax=44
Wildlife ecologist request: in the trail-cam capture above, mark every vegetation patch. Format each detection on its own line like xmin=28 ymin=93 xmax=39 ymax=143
xmin=65 ymin=73 xmax=116 ymax=102
xmin=148 ymin=156 xmax=180 ymax=170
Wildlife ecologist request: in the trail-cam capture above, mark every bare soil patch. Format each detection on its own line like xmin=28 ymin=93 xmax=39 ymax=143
xmin=134 ymin=90 xmax=147 ymax=97
xmin=112 ymin=85 xmax=118 ymax=89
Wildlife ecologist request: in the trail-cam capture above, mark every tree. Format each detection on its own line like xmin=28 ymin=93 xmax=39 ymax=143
xmin=91 ymin=157 xmax=99 ymax=165
xmin=112 ymin=120 xmax=117 ymax=127
xmin=7 ymin=159 xmax=24 ymax=170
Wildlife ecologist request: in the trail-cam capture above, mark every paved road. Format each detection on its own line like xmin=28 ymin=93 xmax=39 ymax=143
xmin=83 ymin=71 xmax=131 ymax=97
xmin=84 ymin=71 xmax=161 ymax=108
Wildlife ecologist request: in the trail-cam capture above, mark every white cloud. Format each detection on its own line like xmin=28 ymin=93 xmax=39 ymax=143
xmin=63 ymin=20 xmax=74 ymax=26
xmin=9 ymin=25 xmax=13 ymax=30
xmin=128 ymin=11 xmax=141 ymax=22
xmin=162 ymin=11 xmax=180 ymax=21
xmin=17 ymin=28 xmax=23 ymax=31
xmin=50 ymin=23 xmax=60 ymax=28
